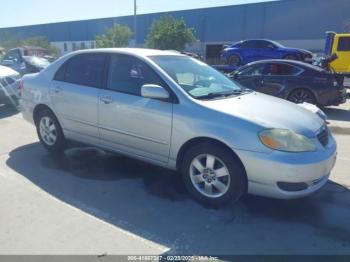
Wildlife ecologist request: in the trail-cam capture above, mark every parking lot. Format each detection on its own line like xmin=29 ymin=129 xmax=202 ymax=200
xmin=0 ymin=99 xmax=349 ymax=255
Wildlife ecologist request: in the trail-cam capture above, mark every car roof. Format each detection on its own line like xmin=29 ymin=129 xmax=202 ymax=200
xmin=242 ymin=59 xmax=324 ymax=71
xmin=241 ymin=39 xmax=272 ymax=42
xmin=68 ymin=48 xmax=185 ymax=58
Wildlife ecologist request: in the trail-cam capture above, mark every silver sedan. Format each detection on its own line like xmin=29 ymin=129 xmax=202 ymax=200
xmin=20 ymin=48 xmax=337 ymax=206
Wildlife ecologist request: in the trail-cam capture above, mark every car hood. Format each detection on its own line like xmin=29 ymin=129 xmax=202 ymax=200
xmin=200 ymin=92 xmax=324 ymax=137
xmin=0 ymin=65 xmax=19 ymax=77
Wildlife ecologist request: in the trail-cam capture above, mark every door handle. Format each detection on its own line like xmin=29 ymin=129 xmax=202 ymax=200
xmin=100 ymin=96 xmax=113 ymax=104
xmin=53 ymin=86 xmax=62 ymax=93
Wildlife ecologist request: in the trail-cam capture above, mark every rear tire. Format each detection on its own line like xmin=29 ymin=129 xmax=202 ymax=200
xmin=287 ymin=88 xmax=317 ymax=105
xmin=35 ymin=109 xmax=66 ymax=154
xmin=181 ymin=142 xmax=246 ymax=207
xmin=228 ymin=54 xmax=241 ymax=66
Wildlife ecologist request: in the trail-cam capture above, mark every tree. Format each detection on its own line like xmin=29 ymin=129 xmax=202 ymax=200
xmin=95 ymin=24 xmax=133 ymax=48
xmin=21 ymin=36 xmax=60 ymax=56
xmin=146 ymin=14 xmax=196 ymax=51
xmin=0 ymin=31 xmax=21 ymax=50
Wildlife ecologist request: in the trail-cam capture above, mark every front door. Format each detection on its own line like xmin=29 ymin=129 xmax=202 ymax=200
xmin=234 ymin=63 xmax=265 ymax=91
xmin=98 ymin=54 xmax=173 ymax=164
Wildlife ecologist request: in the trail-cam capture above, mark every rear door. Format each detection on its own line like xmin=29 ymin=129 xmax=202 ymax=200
xmin=98 ymin=54 xmax=173 ymax=164
xmin=51 ymin=53 xmax=107 ymax=144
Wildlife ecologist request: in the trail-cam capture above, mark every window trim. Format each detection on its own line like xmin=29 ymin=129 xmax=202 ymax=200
xmin=237 ymin=63 xmax=266 ymax=77
xmin=262 ymin=63 xmax=304 ymax=77
xmin=53 ymin=53 xmax=109 ymax=89
xmin=238 ymin=62 xmax=305 ymax=77
xmin=104 ymin=53 xmax=179 ymax=104
xmin=337 ymin=36 xmax=350 ymax=52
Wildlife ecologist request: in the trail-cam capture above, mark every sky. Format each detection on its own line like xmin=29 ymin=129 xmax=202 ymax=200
xmin=0 ymin=0 xmax=275 ymax=28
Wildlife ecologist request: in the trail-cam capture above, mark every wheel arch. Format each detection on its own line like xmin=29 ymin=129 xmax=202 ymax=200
xmin=176 ymin=137 xmax=247 ymax=174
xmin=33 ymin=104 xmax=57 ymax=125
xmin=176 ymin=137 xmax=248 ymax=194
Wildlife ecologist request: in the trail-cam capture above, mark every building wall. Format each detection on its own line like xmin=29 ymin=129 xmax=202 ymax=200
xmin=0 ymin=0 xmax=349 ymax=55
xmin=50 ymin=40 xmax=96 ymax=55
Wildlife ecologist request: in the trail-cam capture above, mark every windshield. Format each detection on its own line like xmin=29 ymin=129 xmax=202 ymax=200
xmin=23 ymin=56 xmax=50 ymax=68
xmin=149 ymin=55 xmax=243 ymax=99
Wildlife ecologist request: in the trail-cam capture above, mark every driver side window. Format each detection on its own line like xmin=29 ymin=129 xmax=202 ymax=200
xmin=238 ymin=64 xmax=265 ymax=76
xmin=107 ymin=54 xmax=165 ymax=96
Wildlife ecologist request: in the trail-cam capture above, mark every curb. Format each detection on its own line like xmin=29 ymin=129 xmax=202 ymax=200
xmin=329 ymin=125 xmax=350 ymax=135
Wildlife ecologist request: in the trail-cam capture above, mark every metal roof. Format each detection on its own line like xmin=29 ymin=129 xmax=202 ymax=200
xmin=0 ymin=0 xmax=349 ymax=44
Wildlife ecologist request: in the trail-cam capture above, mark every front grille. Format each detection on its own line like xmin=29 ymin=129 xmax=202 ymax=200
xmin=317 ymin=126 xmax=329 ymax=147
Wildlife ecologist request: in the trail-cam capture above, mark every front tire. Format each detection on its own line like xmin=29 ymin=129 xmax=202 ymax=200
xmin=35 ymin=109 xmax=66 ymax=154
xmin=181 ymin=142 xmax=246 ymax=207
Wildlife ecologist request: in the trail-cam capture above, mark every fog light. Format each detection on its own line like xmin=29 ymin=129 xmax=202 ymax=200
xmin=277 ymin=182 xmax=308 ymax=192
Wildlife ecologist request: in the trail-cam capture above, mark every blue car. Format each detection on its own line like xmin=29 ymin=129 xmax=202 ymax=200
xmin=221 ymin=39 xmax=313 ymax=66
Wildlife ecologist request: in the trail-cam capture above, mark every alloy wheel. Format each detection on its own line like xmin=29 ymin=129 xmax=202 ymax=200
xmin=39 ymin=116 xmax=57 ymax=146
xmin=189 ymin=154 xmax=231 ymax=198
xmin=288 ymin=89 xmax=316 ymax=104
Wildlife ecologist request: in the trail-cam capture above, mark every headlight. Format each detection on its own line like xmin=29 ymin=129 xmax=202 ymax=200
xmin=259 ymin=129 xmax=317 ymax=152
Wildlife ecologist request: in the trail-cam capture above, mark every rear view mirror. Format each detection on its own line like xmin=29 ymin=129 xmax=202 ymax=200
xmin=141 ymin=84 xmax=170 ymax=100
xmin=2 ymin=60 xmax=14 ymax=66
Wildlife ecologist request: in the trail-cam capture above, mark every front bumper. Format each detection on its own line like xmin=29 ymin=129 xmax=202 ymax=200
xmin=234 ymin=134 xmax=337 ymax=199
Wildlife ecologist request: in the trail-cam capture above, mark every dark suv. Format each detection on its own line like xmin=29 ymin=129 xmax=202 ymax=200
xmin=1 ymin=47 xmax=50 ymax=75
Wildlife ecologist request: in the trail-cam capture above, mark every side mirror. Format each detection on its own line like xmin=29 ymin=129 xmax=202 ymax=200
xmin=141 ymin=84 xmax=170 ymax=100
xmin=2 ymin=60 xmax=14 ymax=66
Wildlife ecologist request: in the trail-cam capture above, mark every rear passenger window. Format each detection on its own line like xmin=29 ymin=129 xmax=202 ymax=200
xmin=337 ymin=37 xmax=350 ymax=51
xmin=107 ymin=54 xmax=164 ymax=96
xmin=54 ymin=63 xmax=66 ymax=81
xmin=58 ymin=53 xmax=106 ymax=88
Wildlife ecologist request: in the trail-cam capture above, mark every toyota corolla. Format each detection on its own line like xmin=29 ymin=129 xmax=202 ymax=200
xmin=20 ymin=49 xmax=337 ymax=206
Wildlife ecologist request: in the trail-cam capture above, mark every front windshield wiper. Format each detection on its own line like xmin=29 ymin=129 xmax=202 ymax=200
xmin=196 ymin=90 xmax=243 ymax=100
